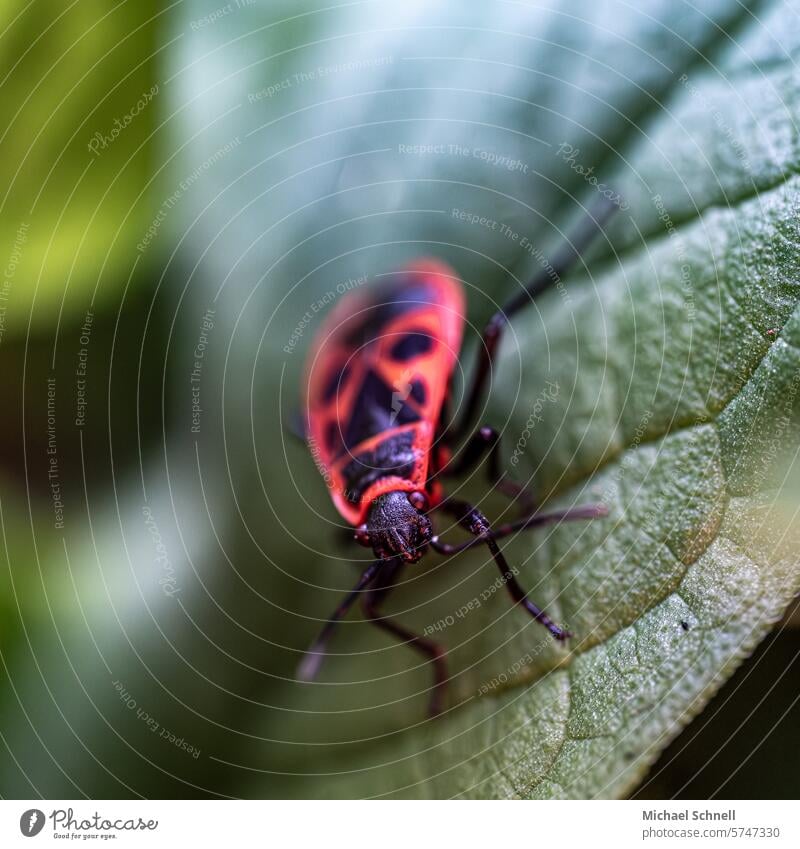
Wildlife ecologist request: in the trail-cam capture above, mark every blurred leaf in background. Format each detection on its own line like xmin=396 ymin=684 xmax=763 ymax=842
xmin=0 ymin=0 xmax=798 ymax=800
xmin=0 ymin=0 xmax=165 ymax=333
xmin=0 ymin=0 xmax=188 ymax=797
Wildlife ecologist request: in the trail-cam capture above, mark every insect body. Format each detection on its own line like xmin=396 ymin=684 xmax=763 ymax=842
xmin=303 ymin=260 xmax=464 ymax=541
xmin=297 ymin=202 xmax=615 ymax=715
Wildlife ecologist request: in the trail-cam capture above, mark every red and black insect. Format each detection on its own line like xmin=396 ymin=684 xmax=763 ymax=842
xmin=297 ymin=201 xmax=615 ymax=715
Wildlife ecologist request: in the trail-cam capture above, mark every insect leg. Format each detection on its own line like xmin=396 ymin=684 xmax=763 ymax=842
xmin=451 ymin=197 xmax=617 ymax=442
xmin=284 ymin=409 xmax=307 ymax=444
xmin=430 ymin=501 xmax=607 ymax=555
xmin=435 ymin=499 xmax=571 ymax=641
xmin=361 ymin=561 xmax=449 ymax=717
xmin=296 ymin=559 xmax=383 ymax=682
xmin=435 ymin=424 xmax=533 ymax=512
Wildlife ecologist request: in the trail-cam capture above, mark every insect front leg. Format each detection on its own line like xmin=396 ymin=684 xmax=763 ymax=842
xmin=361 ymin=559 xmax=449 ymax=717
xmin=434 ymin=499 xmax=571 ymax=641
xmin=430 ymin=501 xmax=607 ymax=555
xmin=297 ymin=559 xmax=382 ymax=682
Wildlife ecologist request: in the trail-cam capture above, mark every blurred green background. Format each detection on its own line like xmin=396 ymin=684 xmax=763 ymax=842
xmin=1 ymin=0 xmax=799 ymax=799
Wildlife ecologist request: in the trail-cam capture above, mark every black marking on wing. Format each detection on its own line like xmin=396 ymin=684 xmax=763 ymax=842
xmin=390 ymin=331 xmax=433 ymax=361
xmin=324 ymin=420 xmax=340 ymax=454
xmin=341 ymin=369 xmax=420 ymax=454
xmin=344 ymin=280 xmax=437 ymax=348
xmin=341 ymin=431 xmax=418 ymax=504
xmin=409 ymin=378 xmax=427 ymax=405
xmin=322 ymin=362 xmax=350 ymax=403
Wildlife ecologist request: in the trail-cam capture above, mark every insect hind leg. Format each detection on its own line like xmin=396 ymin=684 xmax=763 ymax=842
xmin=451 ymin=197 xmax=617 ymax=443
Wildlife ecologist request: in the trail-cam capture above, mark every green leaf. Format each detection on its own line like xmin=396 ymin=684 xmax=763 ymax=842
xmin=0 ymin=1 xmax=163 ymax=337
xmin=635 ymin=627 xmax=800 ymax=799
xmin=236 ymin=0 xmax=799 ymax=798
